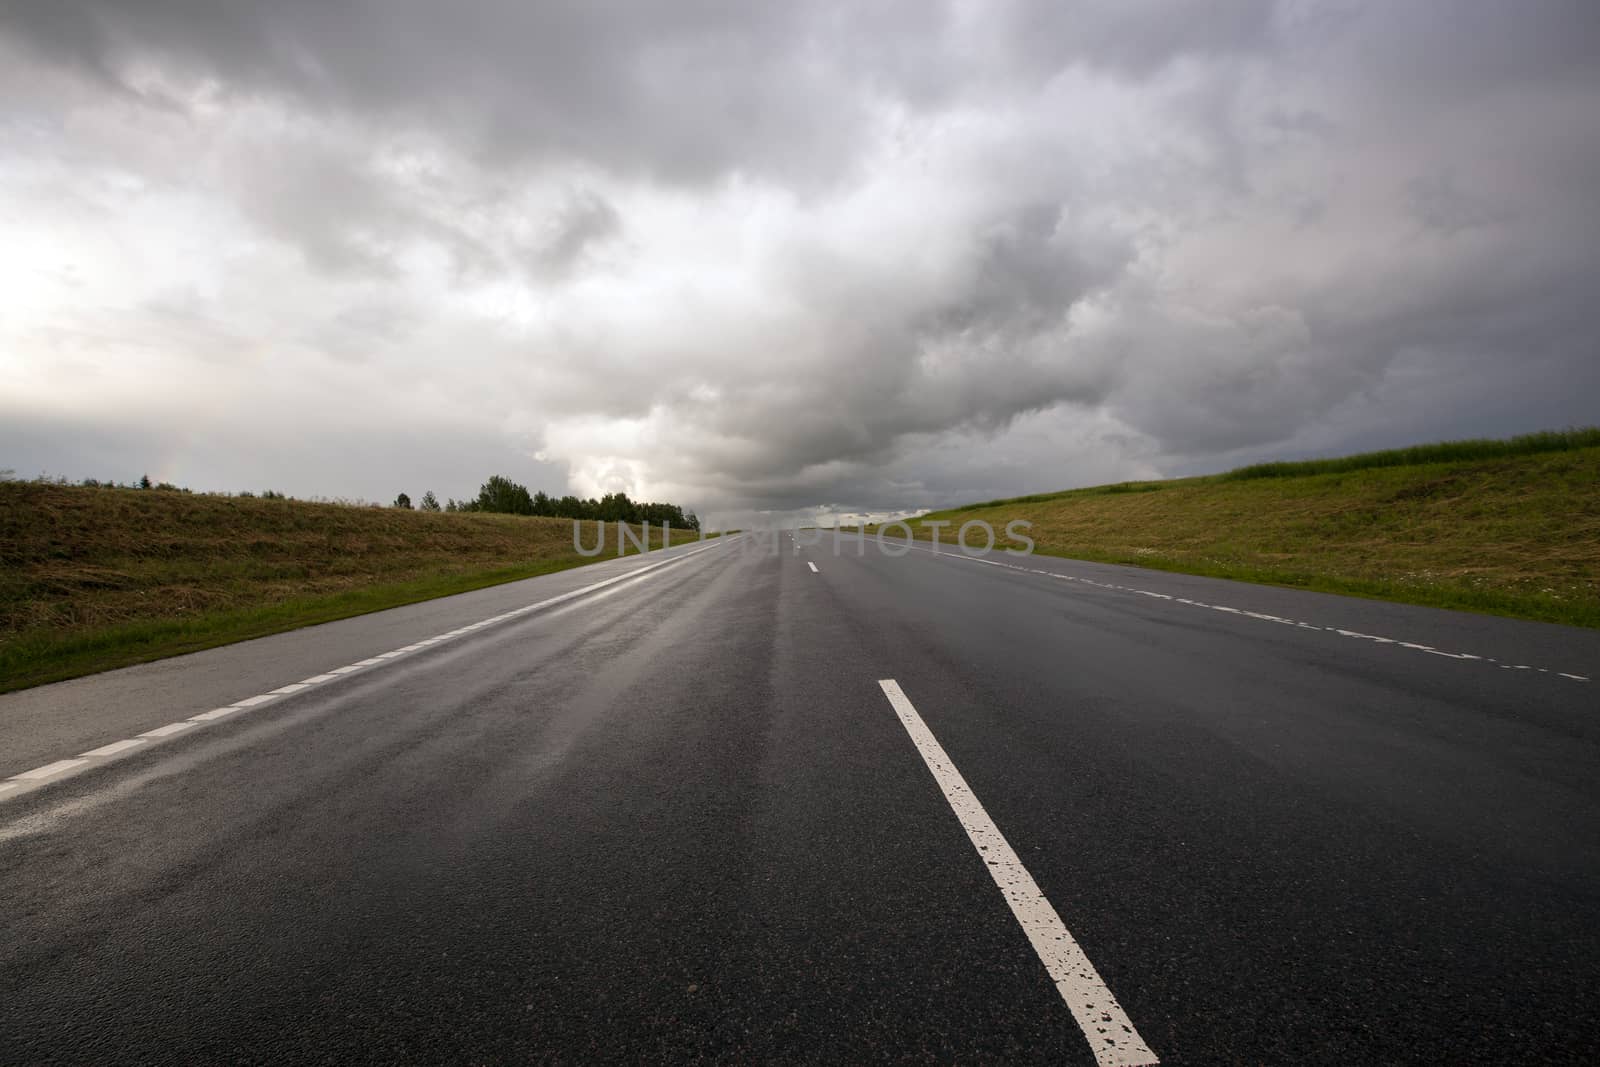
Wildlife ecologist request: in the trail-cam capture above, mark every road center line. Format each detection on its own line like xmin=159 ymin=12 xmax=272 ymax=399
xmin=876 ymin=679 xmax=1158 ymax=1067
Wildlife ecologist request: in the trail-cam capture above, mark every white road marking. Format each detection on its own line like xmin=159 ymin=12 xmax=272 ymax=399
xmin=140 ymin=721 xmax=197 ymax=738
xmin=80 ymin=739 xmax=147 ymax=758
xmin=877 ymin=679 xmax=1158 ymax=1067
xmin=807 ymin=561 xmax=819 ymax=573
xmin=1 ymin=538 xmax=738 ymax=800
xmin=190 ymin=706 xmax=243 ymax=722
xmin=887 ymin=541 xmax=1590 ymax=683
xmin=13 ymin=759 xmax=90 ymax=781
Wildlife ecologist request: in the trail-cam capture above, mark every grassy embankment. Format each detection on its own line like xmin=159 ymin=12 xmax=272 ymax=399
xmin=0 ymin=484 xmax=712 ymax=693
xmin=870 ymin=429 xmax=1600 ymax=628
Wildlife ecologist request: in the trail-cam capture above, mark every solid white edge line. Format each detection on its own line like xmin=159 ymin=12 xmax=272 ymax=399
xmin=80 ymin=738 xmax=147 ymax=758
xmin=877 ymin=679 xmax=1158 ymax=1067
xmin=1 ymin=538 xmax=735 ymax=800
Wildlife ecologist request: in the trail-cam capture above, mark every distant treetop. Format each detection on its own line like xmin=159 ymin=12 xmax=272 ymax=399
xmin=450 ymin=475 xmax=699 ymax=529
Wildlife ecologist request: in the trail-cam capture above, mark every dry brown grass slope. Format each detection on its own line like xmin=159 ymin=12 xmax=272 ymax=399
xmin=0 ymin=483 xmax=704 ymax=693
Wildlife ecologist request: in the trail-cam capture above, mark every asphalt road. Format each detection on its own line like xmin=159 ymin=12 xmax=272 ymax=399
xmin=3 ymin=530 xmax=1598 ymax=1064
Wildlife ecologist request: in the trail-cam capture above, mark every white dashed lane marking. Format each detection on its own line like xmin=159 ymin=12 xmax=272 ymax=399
xmin=140 ymin=722 xmax=198 ymax=738
xmin=807 ymin=561 xmax=819 ymax=573
xmin=878 ymin=679 xmax=1158 ymax=1067
xmin=190 ymin=706 xmax=244 ymax=722
xmin=889 ymin=542 xmax=1590 ymax=683
xmin=1 ymin=537 xmax=737 ymax=803
xmin=14 ymin=759 xmax=89 ymax=781
xmin=80 ymin=739 xmax=146 ymax=758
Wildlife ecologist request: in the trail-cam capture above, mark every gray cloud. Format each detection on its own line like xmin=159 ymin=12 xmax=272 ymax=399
xmin=2 ymin=1 xmax=1597 ymax=525
xmin=0 ymin=0 xmax=887 ymax=185
xmin=0 ymin=0 xmax=1305 ymax=186
xmin=527 ymin=190 xmax=622 ymax=279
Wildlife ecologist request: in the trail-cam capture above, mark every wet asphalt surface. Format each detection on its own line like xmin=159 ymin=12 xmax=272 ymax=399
xmin=3 ymin=532 xmax=1598 ymax=1064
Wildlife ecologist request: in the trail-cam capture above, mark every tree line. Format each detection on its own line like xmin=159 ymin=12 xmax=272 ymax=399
xmin=10 ymin=469 xmax=700 ymax=529
xmin=394 ymin=475 xmax=699 ymax=530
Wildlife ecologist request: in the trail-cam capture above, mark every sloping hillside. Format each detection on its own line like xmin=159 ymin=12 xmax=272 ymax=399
xmin=886 ymin=430 xmax=1600 ymax=627
xmin=0 ymin=483 xmax=700 ymax=692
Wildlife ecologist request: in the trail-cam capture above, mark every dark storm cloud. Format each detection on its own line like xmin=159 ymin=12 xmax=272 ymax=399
xmin=1 ymin=0 xmax=883 ymax=184
xmin=0 ymin=0 xmax=1290 ymax=184
xmin=2 ymin=1 xmax=1598 ymax=522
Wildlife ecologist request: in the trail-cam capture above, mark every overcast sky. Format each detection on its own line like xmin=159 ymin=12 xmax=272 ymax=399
xmin=2 ymin=1 xmax=1596 ymax=526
